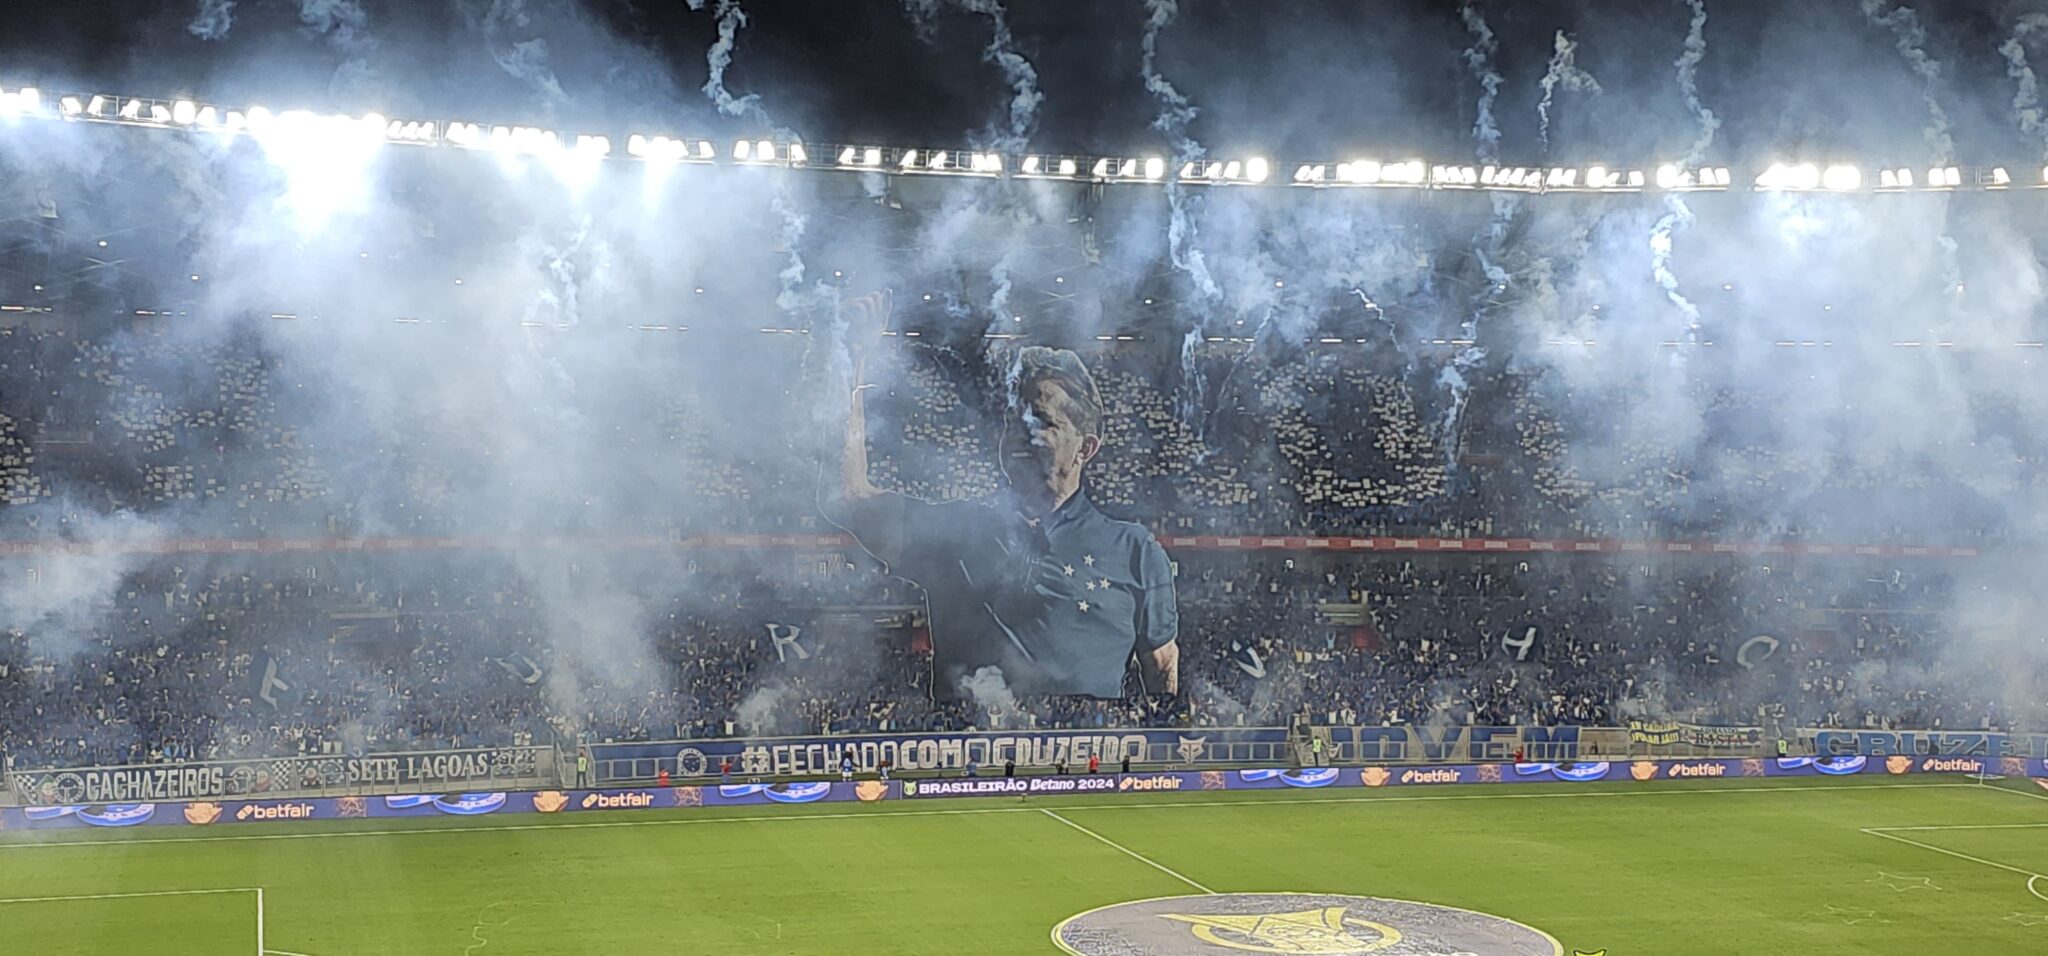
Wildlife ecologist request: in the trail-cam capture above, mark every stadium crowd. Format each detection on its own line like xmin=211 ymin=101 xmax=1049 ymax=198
xmin=1 ymin=322 xmax=2042 ymax=774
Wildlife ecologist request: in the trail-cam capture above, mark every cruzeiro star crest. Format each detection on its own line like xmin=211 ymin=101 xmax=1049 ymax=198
xmin=1160 ymin=905 xmax=1402 ymax=953
xmin=1053 ymin=893 xmax=1563 ymax=955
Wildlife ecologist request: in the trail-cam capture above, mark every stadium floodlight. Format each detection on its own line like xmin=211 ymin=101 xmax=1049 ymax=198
xmin=87 ymin=94 xmax=108 ymax=116
xmin=1585 ymin=165 xmax=1609 ymax=188
xmin=757 ymin=139 xmax=774 ymax=161
xmin=628 ymin=133 xmax=650 ymax=157
xmin=733 ymin=139 xmax=752 ymax=160
xmin=862 ymin=146 xmax=880 ymax=166
xmin=1021 ymin=155 xmax=1041 ymax=174
xmin=1341 ymin=159 xmax=1381 ymax=184
xmin=1092 ymin=157 xmax=1111 ymax=178
xmin=1180 ymin=161 xmax=1200 ymax=179
xmin=1142 ymin=157 xmax=1164 ymax=180
xmin=1821 ymin=164 xmax=1860 ymax=191
xmin=575 ymin=134 xmax=611 ymax=156
xmin=1627 ymin=170 xmax=1645 ymax=187
xmin=172 ymin=99 xmax=197 ymax=125
xmin=927 ymin=149 xmax=947 ymax=169
xmin=1245 ymin=157 xmax=1269 ymax=183
xmin=149 ymin=103 xmax=172 ymax=124
xmin=1222 ymin=160 xmax=1241 ymax=180
xmin=1292 ymin=163 xmax=1321 ymax=182
xmin=196 ymin=106 xmax=220 ymax=127
xmin=118 ymin=97 xmax=141 ymax=119
xmin=1655 ymin=164 xmax=1682 ymax=189
xmin=898 ymin=149 xmax=917 ymax=169
xmin=58 ymin=95 xmax=82 ymax=116
xmin=1057 ymin=157 xmax=1077 ymax=176
xmin=1990 ymin=167 xmax=2009 ymax=186
xmin=789 ymin=142 xmax=807 ymax=164
xmin=1929 ymin=166 xmax=1960 ymax=188
xmin=834 ymin=144 xmax=856 ymax=164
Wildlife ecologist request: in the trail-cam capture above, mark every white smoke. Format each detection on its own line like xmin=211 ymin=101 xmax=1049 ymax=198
xmin=1459 ymin=2 xmax=1503 ymax=164
xmin=1141 ymin=0 xmax=1217 ymax=304
xmin=735 ymin=680 xmax=792 ymax=736
xmin=1857 ymin=0 xmax=1953 ymax=164
xmin=188 ymin=0 xmax=236 ymax=42
xmin=688 ymin=0 xmax=764 ymax=119
xmin=462 ymin=0 xmax=569 ymax=105
xmin=1536 ymin=30 xmax=1601 ymax=151
xmin=2005 ymin=15 xmax=2048 ymax=161
xmin=1653 ymin=0 xmax=1718 ymax=353
xmin=958 ymin=665 xmax=1020 ymax=728
xmin=953 ymin=0 xmax=1043 ymax=151
xmin=0 ymin=507 xmax=168 ymax=657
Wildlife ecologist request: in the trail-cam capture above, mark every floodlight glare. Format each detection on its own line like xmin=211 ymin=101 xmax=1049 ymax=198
xmin=1245 ymin=157 xmax=1269 ymax=183
xmin=1821 ymin=164 xmax=1860 ymax=191
xmin=757 ymin=139 xmax=773 ymax=161
xmin=172 ymin=99 xmax=196 ymax=125
xmin=1142 ymin=157 xmax=1163 ymax=179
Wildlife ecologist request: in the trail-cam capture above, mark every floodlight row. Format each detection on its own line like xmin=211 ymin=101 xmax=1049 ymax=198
xmin=2 ymin=85 xmax=2045 ymax=195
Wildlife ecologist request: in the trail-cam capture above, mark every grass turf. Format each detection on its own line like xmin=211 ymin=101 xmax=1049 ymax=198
xmin=2 ymin=775 xmax=2045 ymax=954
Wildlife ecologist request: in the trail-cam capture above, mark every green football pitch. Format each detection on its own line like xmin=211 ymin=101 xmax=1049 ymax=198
xmin=2 ymin=775 xmax=2046 ymax=954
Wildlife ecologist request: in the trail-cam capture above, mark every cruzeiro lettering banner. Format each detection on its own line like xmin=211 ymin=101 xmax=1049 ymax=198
xmin=592 ymin=728 xmax=1290 ymax=779
xmin=5 ymin=747 xmax=551 ymax=805
xmin=1811 ymin=730 xmax=2048 ymax=760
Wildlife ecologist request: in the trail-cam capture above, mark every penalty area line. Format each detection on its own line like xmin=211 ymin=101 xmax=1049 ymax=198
xmin=1038 ymin=807 xmax=1215 ymax=895
xmin=1858 ymin=828 xmax=2048 ymax=881
xmin=0 ymin=887 xmax=264 ymax=905
xmin=0 ymin=781 xmax=1983 ymax=853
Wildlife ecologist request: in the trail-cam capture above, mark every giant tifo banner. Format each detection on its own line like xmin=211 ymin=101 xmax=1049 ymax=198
xmin=6 ymin=756 xmax=2044 ymax=832
xmin=4 ymin=746 xmax=554 ymax=805
xmin=592 ymin=729 xmax=1290 ymax=778
xmin=1811 ymin=730 xmax=2048 ymax=760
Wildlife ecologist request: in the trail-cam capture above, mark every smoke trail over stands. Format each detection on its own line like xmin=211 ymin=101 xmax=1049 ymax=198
xmin=689 ymin=0 xmax=763 ymax=119
xmin=1459 ymin=2 xmax=1503 ymax=165
xmin=1652 ymin=0 xmax=1718 ymax=352
xmin=1535 ymin=30 xmax=1601 ymax=152
xmin=188 ymin=0 xmax=237 ymax=42
xmin=2006 ymin=15 xmax=2048 ymax=160
xmin=1858 ymin=0 xmax=1953 ymax=165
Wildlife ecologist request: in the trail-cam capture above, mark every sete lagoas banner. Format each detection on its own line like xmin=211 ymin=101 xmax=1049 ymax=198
xmin=6 ymin=754 xmax=2043 ymax=833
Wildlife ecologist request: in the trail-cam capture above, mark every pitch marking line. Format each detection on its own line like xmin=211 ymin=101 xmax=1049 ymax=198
xmin=0 ymin=887 xmax=263 ymax=905
xmin=0 ymin=781 xmax=1985 ymax=852
xmin=1858 ymin=828 xmax=2048 ymax=881
xmin=1867 ymin=823 xmax=2048 ymax=833
xmin=1039 ymin=808 xmax=1216 ymax=895
xmin=2031 ymin=876 xmax=2048 ymax=905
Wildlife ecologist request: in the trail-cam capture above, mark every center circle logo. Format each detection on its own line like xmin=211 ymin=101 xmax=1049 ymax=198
xmin=1053 ymin=892 xmax=1562 ymax=955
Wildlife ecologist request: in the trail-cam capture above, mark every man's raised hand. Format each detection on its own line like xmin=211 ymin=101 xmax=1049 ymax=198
xmin=844 ymin=289 xmax=894 ymax=360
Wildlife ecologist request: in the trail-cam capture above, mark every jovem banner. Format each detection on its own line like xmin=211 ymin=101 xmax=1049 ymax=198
xmin=5 ymin=747 xmax=551 ymax=804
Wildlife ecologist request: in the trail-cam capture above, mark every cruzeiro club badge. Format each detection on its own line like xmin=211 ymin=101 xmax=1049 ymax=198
xmin=1053 ymin=893 xmax=1562 ymax=955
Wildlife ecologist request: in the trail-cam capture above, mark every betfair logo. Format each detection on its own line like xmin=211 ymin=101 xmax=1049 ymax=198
xmin=1159 ymin=906 xmax=1401 ymax=954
